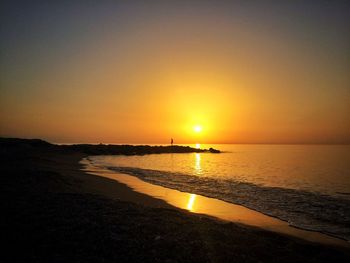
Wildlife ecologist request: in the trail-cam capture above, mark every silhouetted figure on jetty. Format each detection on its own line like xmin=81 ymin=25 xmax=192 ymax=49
xmin=171 ymin=138 xmax=173 ymax=146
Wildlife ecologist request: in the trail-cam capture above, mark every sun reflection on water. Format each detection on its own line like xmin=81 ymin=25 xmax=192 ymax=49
xmin=195 ymin=153 xmax=201 ymax=175
xmin=186 ymin=152 xmax=202 ymax=211
xmin=186 ymin=194 xmax=197 ymax=211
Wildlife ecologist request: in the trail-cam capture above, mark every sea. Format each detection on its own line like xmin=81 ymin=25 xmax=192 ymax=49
xmin=88 ymin=144 xmax=350 ymax=241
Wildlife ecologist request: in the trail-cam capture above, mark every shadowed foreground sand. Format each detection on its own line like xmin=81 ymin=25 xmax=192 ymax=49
xmin=2 ymin=139 xmax=350 ymax=262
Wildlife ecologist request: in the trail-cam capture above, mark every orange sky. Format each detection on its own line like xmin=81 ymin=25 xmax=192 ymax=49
xmin=1 ymin=2 xmax=349 ymax=144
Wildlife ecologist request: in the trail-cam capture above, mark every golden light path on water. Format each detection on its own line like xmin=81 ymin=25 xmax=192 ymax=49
xmin=187 ymin=151 xmax=201 ymax=211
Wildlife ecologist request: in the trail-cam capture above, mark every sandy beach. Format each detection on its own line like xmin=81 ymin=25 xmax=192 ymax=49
xmin=2 ymin=139 xmax=350 ymax=262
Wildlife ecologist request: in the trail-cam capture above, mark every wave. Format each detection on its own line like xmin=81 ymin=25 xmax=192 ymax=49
xmin=103 ymin=165 xmax=350 ymax=241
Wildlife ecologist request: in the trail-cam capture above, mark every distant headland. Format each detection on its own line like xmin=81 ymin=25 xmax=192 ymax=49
xmin=0 ymin=138 xmax=220 ymax=155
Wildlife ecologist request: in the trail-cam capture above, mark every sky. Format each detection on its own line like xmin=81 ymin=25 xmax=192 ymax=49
xmin=1 ymin=0 xmax=349 ymax=144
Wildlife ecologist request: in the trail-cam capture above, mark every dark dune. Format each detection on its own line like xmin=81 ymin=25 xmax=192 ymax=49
xmin=1 ymin=138 xmax=349 ymax=262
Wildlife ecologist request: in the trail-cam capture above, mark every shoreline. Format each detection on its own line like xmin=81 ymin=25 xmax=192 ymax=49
xmin=81 ymin=157 xmax=349 ymax=248
xmin=2 ymin=138 xmax=350 ymax=262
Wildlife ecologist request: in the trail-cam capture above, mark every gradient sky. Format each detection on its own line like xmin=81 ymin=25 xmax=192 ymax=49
xmin=1 ymin=1 xmax=349 ymax=144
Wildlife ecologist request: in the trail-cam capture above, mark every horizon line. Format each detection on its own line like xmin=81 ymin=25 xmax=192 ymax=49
xmin=2 ymin=137 xmax=349 ymax=146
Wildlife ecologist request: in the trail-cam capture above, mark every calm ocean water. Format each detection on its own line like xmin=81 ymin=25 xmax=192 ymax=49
xmin=89 ymin=144 xmax=350 ymax=240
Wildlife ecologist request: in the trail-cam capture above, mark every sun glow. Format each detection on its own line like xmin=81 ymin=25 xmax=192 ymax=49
xmin=193 ymin=125 xmax=202 ymax=133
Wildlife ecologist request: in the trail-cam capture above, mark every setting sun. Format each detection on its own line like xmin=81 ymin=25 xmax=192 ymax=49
xmin=193 ymin=125 xmax=202 ymax=133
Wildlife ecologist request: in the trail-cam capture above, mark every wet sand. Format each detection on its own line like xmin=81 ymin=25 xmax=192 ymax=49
xmin=2 ymin=139 xmax=350 ymax=262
